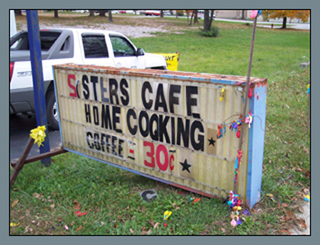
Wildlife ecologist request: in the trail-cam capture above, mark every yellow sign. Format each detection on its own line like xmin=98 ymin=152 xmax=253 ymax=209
xmin=154 ymin=52 xmax=180 ymax=71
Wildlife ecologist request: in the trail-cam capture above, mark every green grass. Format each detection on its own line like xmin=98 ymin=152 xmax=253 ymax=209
xmin=10 ymin=15 xmax=310 ymax=235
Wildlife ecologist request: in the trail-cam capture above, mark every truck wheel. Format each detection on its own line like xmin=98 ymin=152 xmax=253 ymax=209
xmin=46 ymin=90 xmax=59 ymax=130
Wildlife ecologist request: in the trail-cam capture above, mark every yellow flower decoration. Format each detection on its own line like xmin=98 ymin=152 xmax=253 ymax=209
xmin=163 ymin=210 xmax=172 ymax=220
xmin=219 ymin=87 xmax=225 ymax=101
xmin=10 ymin=222 xmax=20 ymax=227
xmin=30 ymin=126 xmax=46 ymax=147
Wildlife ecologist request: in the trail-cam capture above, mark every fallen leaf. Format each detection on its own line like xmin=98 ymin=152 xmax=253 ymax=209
xmin=76 ymin=225 xmax=83 ymax=232
xmin=33 ymin=193 xmax=40 ymax=199
xmin=300 ymin=218 xmax=307 ymax=229
xmin=57 ymin=217 xmax=63 ymax=222
xmin=114 ymin=224 xmax=118 ymax=228
xmin=175 ymin=206 xmax=180 ymax=210
xmin=71 ymin=221 xmax=75 ymax=226
xmin=50 ymin=204 xmax=55 ymax=209
xmin=74 ymin=203 xmax=81 ymax=210
xmin=125 ymin=206 xmax=130 ymax=210
xmin=286 ymin=104 xmax=290 ymax=109
xmin=305 ymin=171 xmax=310 ymax=179
xmin=117 ymin=215 xmax=122 ymax=220
xmin=141 ymin=206 xmax=146 ymax=212
xmin=13 ymin=188 xmax=19 ymax=191
xmin=147 ymin=229 xmax=152 ymax=234
xmin=11 ymin=199 xmax=18 ymax=207
xmin=154 ymin=222 xmax=160 ymax=229
xmin=73 ymin=199 xmax=78 ymax=204
xmin=221 ymin=228 xmax=226 ymax=232
xmin=75 ymin=211 xmax=88 ymax=217
xmin=142 ymin=226 xmax=146 ymax=232
xmin=282 ymin=203 xmax=289 ymax=208
xmin=94 ymin=206 xmax=98 ymax=213
xmin=142 ymin=231 xmax=148 ymax=235
xmin=149 ymin=220 xmax=155 ymax=226
xmin=130 ymin=228 xmax=134 ymax=234
xmin=172 ymin=203 xmax=176 ymax=208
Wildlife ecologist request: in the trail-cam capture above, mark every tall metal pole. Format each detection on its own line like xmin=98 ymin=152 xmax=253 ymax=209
xmin=26 ymin=10 xmax=51 ymax=166
xmin=233 ymin=16 xmax=258 ymax=193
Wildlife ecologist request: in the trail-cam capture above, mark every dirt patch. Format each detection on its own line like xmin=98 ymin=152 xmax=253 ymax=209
xmin=15 ymin=13 xmax=198 ymax=38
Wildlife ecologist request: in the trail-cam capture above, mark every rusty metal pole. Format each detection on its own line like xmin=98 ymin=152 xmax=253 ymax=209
xmin=10 ymin=138 xmax=35 ymax=188
xmin=233 ymin=16 xmax=258 ymax=193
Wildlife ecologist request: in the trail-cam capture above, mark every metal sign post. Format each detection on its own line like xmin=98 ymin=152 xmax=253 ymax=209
xmin=26 ymin=10 xmax=51 ymax=166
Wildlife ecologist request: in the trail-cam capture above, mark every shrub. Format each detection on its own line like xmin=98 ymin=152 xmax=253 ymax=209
xmin=199 ymin=26 xmax=219 ymax=37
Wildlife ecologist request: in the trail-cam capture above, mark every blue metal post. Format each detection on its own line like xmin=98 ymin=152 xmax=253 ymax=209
xmin=26 ymin=10 xmax=51 ymax=166
xmin=246 ymin=84 xmax=267 ymax=208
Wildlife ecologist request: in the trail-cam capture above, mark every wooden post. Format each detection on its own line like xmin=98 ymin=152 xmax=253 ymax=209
xmin=10 ymin=138 xmax=34 ymax=188
xmin=233 ymin=15 xmax=258 ymax=194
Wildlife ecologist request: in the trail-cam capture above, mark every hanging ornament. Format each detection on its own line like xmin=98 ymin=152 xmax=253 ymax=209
xmin=219 ymin=87 xmax=225 ymax=101
xmin=245 ymin=112 xmax=253 ymax=128
xmin=248 ymin=85 xmax=253 ymax=98
xmin=217 ymin=122 xmax=226 ymax=139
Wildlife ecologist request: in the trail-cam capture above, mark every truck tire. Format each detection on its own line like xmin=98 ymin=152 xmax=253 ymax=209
xmin=46 ymin=89 xmax=59 ymax=130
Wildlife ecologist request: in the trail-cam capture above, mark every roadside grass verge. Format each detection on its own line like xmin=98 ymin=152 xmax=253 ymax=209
xmin=10 ymin=15 xmax=310 ymax=235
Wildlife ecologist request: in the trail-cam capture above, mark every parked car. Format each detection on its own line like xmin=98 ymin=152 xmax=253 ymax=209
xmin=145 ymin=10 xmax=160 ymax=16
xmin=10 ymin=28 xmax=167 ymax=129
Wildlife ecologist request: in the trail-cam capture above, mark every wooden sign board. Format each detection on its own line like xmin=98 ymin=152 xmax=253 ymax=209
xmin=53 ymin=64 xmax=267 ymax=207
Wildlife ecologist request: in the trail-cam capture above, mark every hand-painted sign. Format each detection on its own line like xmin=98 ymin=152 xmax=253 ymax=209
xmin=153 ymin=52 xmax=180 ymax=71
xmin=53 ymin=64 xmax=267 ymax=206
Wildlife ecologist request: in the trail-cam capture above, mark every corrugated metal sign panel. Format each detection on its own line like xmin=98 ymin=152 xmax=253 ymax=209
xmin=53 ymin=64 xmax=267 ymax=202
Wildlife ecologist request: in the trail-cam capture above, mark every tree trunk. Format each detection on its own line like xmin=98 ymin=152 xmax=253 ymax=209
xmin=209 ymin=10 xmax=214 ymax=27
xmin=242 ymin=10 xmax=245 ymax=20
xmin=14 ymin=10 xmax=22 ymax=16
xmin=54 ymin=10 xmax=59 ymax=18
xmin=176 ymin=11 xmax=178 ymax=18
xmin=189 ymin=12 xmax=194 ymax=25
xmin=194 ymin=10 xmax=199 ymax=24
xmin=89 ymin=10 xmax=95 ymax=17
xmin=160 ymin=10 xmax=164 ymax=18
xmin=99 ymin=10 xmax=106 ymax=17
xmin=204 ymin=10 xmax=210 ymax=31
xmin=282 ymin=17 xmax=287 ymax=28
xmin=108 ymin=10 xmax=113 ymax=22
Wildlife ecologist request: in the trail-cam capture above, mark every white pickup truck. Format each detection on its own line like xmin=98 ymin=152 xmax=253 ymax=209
xmin=10 ymin=28 xmax=167 ymax=129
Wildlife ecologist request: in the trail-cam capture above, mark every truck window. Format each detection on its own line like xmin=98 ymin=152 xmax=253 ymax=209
xmin=110 ymin=36 xmax=135 ymax=57
xmin=82 ymin=35 xmax=109 ymax=58
xmin=10 ymin=31 xmax=61 ymax=51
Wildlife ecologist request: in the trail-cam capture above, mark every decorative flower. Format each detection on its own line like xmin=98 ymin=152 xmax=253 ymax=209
xmin=30 ymin=126 xmax=46 ymax=147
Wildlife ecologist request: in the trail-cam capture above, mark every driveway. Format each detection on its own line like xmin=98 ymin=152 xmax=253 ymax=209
xmin=10 ymin=113 xmax=61 ymax=162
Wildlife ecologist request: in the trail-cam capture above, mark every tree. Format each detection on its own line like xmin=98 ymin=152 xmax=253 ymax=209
xmin=185 ymin=10 xmax=191 ymax=23
xmin=204 ymin=10 xmax=215 ymax=32
xmin=241 ymin=10 xmax=245 ymax=20
xmin=89 ymin=10 xmax=95 ymax=17
xmin=54 ymin=10 xmax=59 ymax=18
xmin=193 ymin=10 xmax=199 ymax=24
xmin=108 ymin=10 xmax=113 ymax=22
xmin=262 ymin=10 xmax=310 ymax=29
xmin=189 ymin=10 xmax=198 ymax=25
xmin=160 ymin=10 xmax=164 ymax=18
xmin=99 ymin=10 xmax=106 ymax=17
xmin=14 ymin=10 xmax=22 ymax=16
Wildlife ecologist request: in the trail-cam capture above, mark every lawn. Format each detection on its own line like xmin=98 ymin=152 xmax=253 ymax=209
xmin=10 ymin=12 xmax=310 ymax=235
